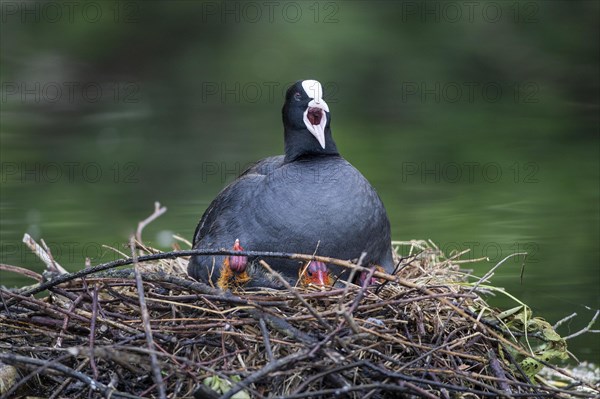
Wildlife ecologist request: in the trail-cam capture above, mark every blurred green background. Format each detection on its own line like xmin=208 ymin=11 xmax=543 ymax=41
xmin=1 ymin=1 xmax=598 ymax=361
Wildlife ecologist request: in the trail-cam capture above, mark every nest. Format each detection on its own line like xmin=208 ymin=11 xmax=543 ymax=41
xmin=1 ymin=236 xmax=598 ymax=399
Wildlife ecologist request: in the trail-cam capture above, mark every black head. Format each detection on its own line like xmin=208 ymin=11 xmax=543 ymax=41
xmin=282 ymin=80 xmax=338 ymax=162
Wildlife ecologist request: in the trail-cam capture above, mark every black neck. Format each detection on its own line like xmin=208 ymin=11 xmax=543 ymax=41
xmin=284 ymin=127 xmax=339 ymax=163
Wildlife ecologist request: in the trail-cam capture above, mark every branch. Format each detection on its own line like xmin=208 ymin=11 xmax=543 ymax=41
xmin=136 ymin=201 xmax=167 ymax=244
xmin=0 ymin=263 xmax=42 ymax=282
xmin=22 ymin=234 xmax=68 ymax=274
xmin=218 ymin=349 xmax=311 ymax=399
xmin=0 ymin=352 xmax=142 ymax=399
xmin=9 ymin=248 xmax=397 ymax=301
xmin=130 ymin=236 xmax=166 ymax=399
xmin=563 ymin=310 xmax=600 ymax=340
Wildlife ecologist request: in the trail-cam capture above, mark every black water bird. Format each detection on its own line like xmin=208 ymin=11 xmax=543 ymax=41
xmin=188 ymin=80 xmax=393 ymax=289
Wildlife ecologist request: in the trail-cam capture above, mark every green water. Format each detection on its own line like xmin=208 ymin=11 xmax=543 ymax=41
xmin=1 ymin=1 xmax=598 ymax=362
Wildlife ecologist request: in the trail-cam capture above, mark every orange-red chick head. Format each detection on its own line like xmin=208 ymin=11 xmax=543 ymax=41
xmin=300 ymin=261 xmax=332 ymax=287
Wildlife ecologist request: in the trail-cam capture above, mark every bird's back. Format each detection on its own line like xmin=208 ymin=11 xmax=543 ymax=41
xmin=190 ymin=154 xmax=393 ymax=284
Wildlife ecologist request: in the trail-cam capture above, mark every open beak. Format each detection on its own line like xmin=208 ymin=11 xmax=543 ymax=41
xmin=303 ymin=96 xmax=329 ymax=149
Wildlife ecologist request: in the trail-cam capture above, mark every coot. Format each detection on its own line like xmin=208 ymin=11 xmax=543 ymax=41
xmin=188 ymin=80 xmax=393 ymax=289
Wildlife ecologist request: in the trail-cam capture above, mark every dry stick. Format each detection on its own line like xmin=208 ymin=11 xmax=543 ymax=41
xmin=130 ymin=236 xmax=167 ymax=399
xmin=219 ymin=349 xmax=312 ymax=399
xmin=74 ymin=306 xmax=148 ymax=337
xmin=109 ymin=345 xmax=255 ymax=388
xmin=487 ymin=349 xmax=513 ymax=395
xmin=402 ymin=382 xmax=440 ymax=399
xmin=563 ymin=309 xmax=600 ymax=340
xmin=335 ymin=252 xmax=365 ymax=312
xmin=316 ymin=257 xmax=373 ymax=356
xmin=396 ymin=335 xmax=477 ymax=373
xmin=0 ymin=352 xmax=143 ymax=399
xmin=40 ymin=238 xmax=68 ymax=274
xmin=136 ymin=201 xmax=167 ymax=244
xmin=417 ymin=367 xmax=567 ymax=394
xmin=258 ymin=317 xmax=274 ymax=362
xmin=468 ymin=372 xmax=597 ymax=398
xmin=258 ymin=259 xmax=331 ymax=329
xmin=358 ymin=347 xmax=591 ymax=397
xmin=89 ymin=283 xmax=100 ymax=380
xmin=292 ymin=360 xmax=368 ymax=394
xmin=356 ymin=292 xmax=475 ymax=312
xmin=403 ymin=277 xmax=580 ymax=387
xmin=453 ymin=372 xmax=540 ymax=398
xmin=1 ymin=289 xmax=90 ymax=324
xmin=1 ymin=353 xmax=72 ymax=398
xmin=55 ymin=292 xmax=86 ymax=348
xmin=47 ymin=358 xmax=91 ymax=399
xmin=432 ymin=366 xmax=514 ymax=398
xmin=308 ymin=320 xmax=344 ymax=358
xmin=448 ymin=255 xmax=597 ymax=392
xmin=361 ymin=361 xmax=516 ymax=398
xmin=346 ymin=258 xmax=374 ymax=315
xmin=357 ymin=321 xmax=485 ymax=362
xmin=553 ymin=312 xmax=577 ymax=329
xmin=97 ymin=270 xmax=317 ymax=345
xmin=0 ymin=263 xmax=42 ymax=282
xmin=279 ymin=383 xmax=479 ymax=399
xmin=11 ymin=248 xmax=384 ymax=300
xmin=22 ymin=233 xmax=68 ymax=274
xmin=462 ymin=252 xmax=528 ymax=306
xmin=441 ymin=252 xmax=528 ymax=335
xmin=0 ymin=288 xmax=13 ymax=316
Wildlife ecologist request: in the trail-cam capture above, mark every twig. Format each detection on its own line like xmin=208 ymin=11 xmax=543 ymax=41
xmin=563 ymin=309 xmax=600 ymax=340
xmin=219 ymin=349 xmax=311 ymax=399
xmin=0 ymin=263 xmax=42 ymax=282
xmin=292 ymin=360 xmax=364 ymax=394
xmin=553 ymin=312 xmax=577 ymax=329
xmin=55 ymin=292 xmax=85 ymax=348
xmin=40 ymin=238 xmax=69 ymax=274
xmin=130 ymin=236 xmax=166 ymax=399
xmin=1 ymin=289 xmax=90 ymax=323
xmin=465 ymin=252 xmax=529 ymax=300
xmin=89 ymin=283 xmax=100 ymax=380
xmin=0 ymin=353 xmax=143 ymax=399
xmin=279 ymin=383 xmax=454 ymax=399
xmin=259 ymin=317 xmax=274 ymax=362
xmin=336 ymin=252 xmax=366 ymax=311
xmin=136 ymin=201 xmax=167 ymax=244
xmin=172 ymin=234 xmax=193 ymax=248
xmin=22 ymin=233 xmax=68 ymax=274
xmin=258 ymin=260 xmax=331 ymax=329
xmin=10 ymin=248 xmax=394 ymax=301
xmin=47 ymin=358 xmax=91 ymax=399
xmin=488 ymin=348 xmax=512 ymax=394
xmin=1 ymin=353 xmax=72 ymax=398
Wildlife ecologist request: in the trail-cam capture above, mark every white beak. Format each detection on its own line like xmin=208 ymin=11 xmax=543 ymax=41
xmin=303 ymin=101 xmax=328 ymax=149
xmin=301 ymin=80 xmax=329 ymax=149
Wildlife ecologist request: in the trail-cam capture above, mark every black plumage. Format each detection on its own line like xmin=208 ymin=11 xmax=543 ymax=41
xmin=188 ymin=80 xmax=393 ymax=288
